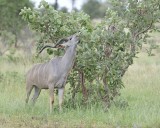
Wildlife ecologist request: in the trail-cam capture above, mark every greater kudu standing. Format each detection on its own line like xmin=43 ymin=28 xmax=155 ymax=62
xmin=25 ymin=34 xmax=79 ymax=112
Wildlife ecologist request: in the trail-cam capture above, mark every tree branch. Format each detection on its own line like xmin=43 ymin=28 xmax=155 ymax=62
xmin=135 ymin=20 xmax=154 ymax=39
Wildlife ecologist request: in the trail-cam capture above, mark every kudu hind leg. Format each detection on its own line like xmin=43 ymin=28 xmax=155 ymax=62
xmin=32 ymin=86 xmax=41 ymax=105
xmin=26 ymin=84 xmax=34 ymax=104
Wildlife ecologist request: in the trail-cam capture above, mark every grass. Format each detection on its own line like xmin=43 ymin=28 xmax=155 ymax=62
xmin=0 ymin=50 xmax=160 ymax=127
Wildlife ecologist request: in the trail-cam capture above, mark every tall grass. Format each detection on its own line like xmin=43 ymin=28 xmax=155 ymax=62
xmin=0 ymin=51 xmax=160 ymax=127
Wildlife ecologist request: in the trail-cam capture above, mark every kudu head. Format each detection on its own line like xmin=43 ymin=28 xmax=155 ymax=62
xmin=56 ymin=34 xmax=79 ymax=48
xmin=39 ymin=34 xmax=79 ymax=54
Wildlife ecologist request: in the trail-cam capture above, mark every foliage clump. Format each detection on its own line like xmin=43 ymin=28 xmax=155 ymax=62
xmin=0 ymin=0 xmax=33 ymax=54
xmin=20 ymin=0 xmax=160 ymax=108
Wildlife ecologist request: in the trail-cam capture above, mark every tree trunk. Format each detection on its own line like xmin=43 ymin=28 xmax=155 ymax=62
xmin=55 ymin=0 xmax=58 ymax=10
xmin=78 ymin=70 xmax=88 ymax=101
xmin=14 ymin=35 xmax=18 ymax=48
xmin=71 ymin=0 xmax=75 ymax=10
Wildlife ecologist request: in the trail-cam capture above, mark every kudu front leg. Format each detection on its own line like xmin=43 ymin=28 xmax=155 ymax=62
xmin=58 ymin=88 xmax=65 ymax=112
xmin=49 ymin=87 xmax=54 ymax=113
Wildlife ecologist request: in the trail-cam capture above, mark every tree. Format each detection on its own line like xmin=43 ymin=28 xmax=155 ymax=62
xmin=82 ymin=0 xmax=107 ymax=19
xmin=71 ymin=0 xmax=75 ymax=10
xmin=20 ymin=0 xmax=160 ymax=108
xmin=0 ymin=0 xmax=33 ymax=48
xmin=0 ymin=31 xmax=16 ymax=56
xmin=60 ymin=7 xmax=68 ymax=13
xmin=52 ymin=0 xmax=58 ymax=10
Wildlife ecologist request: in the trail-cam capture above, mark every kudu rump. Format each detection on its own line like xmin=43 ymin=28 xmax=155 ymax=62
xmin=25 ymin=34 xmax=79 ymax=112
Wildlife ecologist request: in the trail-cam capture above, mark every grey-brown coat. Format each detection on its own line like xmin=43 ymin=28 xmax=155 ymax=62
xmin=25 ymin=34 xmax=79 ymax=112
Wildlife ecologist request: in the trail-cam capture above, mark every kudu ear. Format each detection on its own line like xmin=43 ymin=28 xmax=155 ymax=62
xmin=55 ymin=38 xmax=72 ymax=48
xmin=54 ymin=38 xmax=69 ymax=47
xmin=60 ymin=37 xmax=72 ymax=47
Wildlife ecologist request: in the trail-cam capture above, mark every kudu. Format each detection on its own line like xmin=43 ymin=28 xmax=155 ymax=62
xmin=25 ymin=34 xmax=79 ymax=112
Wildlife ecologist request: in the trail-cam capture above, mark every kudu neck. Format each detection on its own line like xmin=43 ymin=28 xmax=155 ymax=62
xmin=61 ymin=44 xmax=77 ymax=66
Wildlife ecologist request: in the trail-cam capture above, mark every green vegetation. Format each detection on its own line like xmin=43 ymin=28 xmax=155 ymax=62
xmin=20 ymin=0 xmax=160 ymax=107
xmin=0 ymin=49 xmax=160 ymax=127
xmin=81 ymin=0 xmax=107 ymax=19
xmin=0 ymin=0 xmax=160 ymax=127
xmin=0 ymin=0 xmax=33 ymax=54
